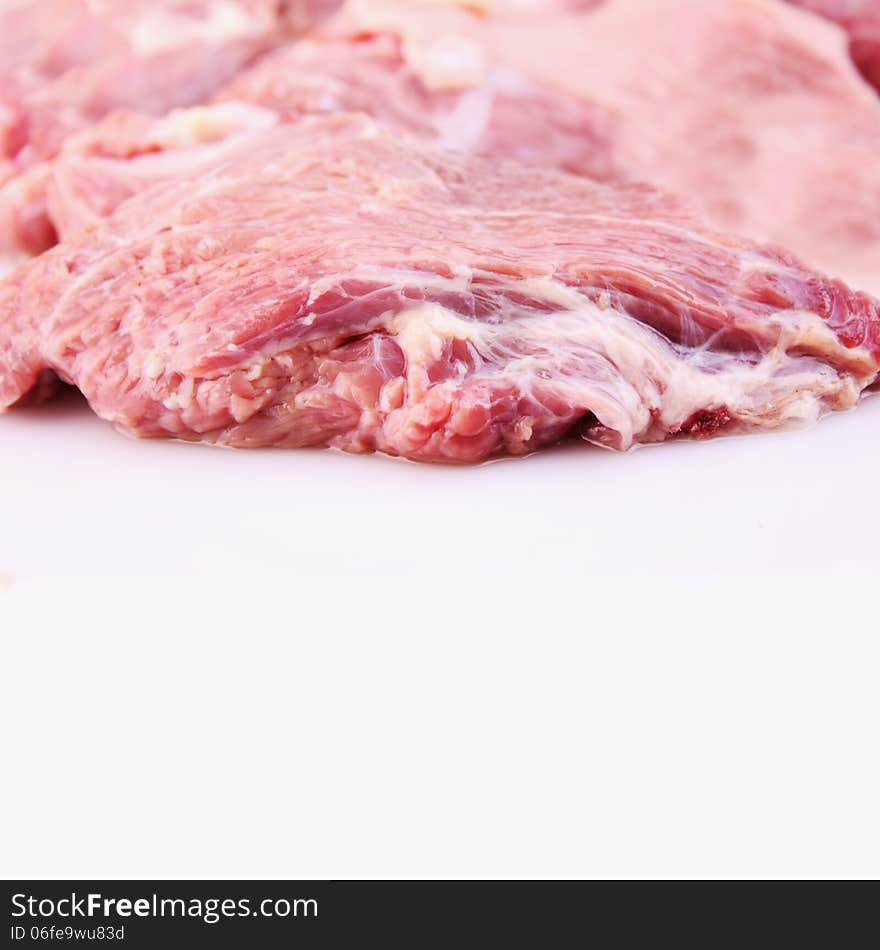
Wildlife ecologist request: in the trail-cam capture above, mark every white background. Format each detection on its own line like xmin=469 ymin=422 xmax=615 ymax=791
xmin=1 ymin=393 xmax=878 ymax=879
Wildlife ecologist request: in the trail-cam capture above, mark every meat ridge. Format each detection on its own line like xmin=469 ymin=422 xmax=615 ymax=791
xmin=0 ymin=101 xmax=282 ymax=265
xmin=20 ymin=117 xmax=877 ymax=367
xmin=322 ymin=0 xmax=880 ymax=298
xmin=1 ymin=115 xmax=878 ymax=462
xmin=2 ymin=28 xmax=623 ymax=267
xmin=216 ymin=31 xmax=620 ymax=179
xmin=0 ymin=0 xmax=347 ymax=270
xmin=0 ymin=0 xmax=344 ymax=200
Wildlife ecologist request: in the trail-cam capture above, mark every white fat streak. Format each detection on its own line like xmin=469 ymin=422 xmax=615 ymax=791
xmin=431 ymin=68 xmax=541 ymax=154
xmin=403 ymin=36 xmax=488 ymax=92
xmin=389 ymin=303 xmax=476 ymax=364
xmin=144 ymin=353 xmax=164 ymax=379
xmin=346 ymin=263 xmax=477 ymax=295
xmin=433 ymin=83 xmax=497 ymax=152
xmin=385 ymin=276 xmax=873 ymax=449
xmin=303 ymin=265 xmax=476 ymax=321
xmin=159 ymin=103 xmax=278 ymax=147
xmin=407 ymin=59 xmax=536 ymax=148
xmin=129 ymin=1 xmax=257 ymax=56
xmin=162 ymin=376 xmax=195 ymax=411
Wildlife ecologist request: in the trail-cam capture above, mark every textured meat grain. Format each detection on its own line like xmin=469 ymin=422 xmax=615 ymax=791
xmin=0 ymin=0 xmax=339 ymax=173
xmin=218 ymin=33 xmax=618 ymax=177
xmin=1 ymin=102 xmax=281 ymax=262
xmin=2 ymin=28 xmax=620 ymax=268
xmin=326 ymin=0 xmax=880 ymax=296
xmin=1 ymin=114 xmax=878 ymax=462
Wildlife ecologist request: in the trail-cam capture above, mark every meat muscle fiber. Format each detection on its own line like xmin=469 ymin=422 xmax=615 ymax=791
xmin=0 ymin=0 xmax=340 ymax=177
xmin=216 ymin=33 xmax=618 ymax=179
xmin=7 ymin=0 xmax=880 ymax=297
xmin=0 ymin=102 xmax=283 ymax=264
xmin=1 ymin=114 xmax=878 ymax=463
xmin=0 ymin=31 xmax=619 ymax=267
xmin=325 ymin=0 xmax=880 ymax=296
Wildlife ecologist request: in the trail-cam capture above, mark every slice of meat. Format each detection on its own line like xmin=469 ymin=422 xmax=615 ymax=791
xmin=788 ymin=0 xmax=880 ymax=89
xmin=1 ymin=102 xmax=282 ymax=265
xmin=1 ymin=114 xmax=877 ymax=462
xmin=0 ymin=0 xmax=340 ymax=173
xmin=324 ymin=0 xmax=880 ymax=297
xmin=217 ymin=33 xmax=619 ymax=176
xmin=2 ymin=30 xmax=619 ymax=269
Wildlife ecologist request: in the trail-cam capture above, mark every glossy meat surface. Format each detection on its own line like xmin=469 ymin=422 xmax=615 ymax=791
xmin=326 ymin=0 xmax=880 ymax=295
xmin=1 ymin=29 xmax=619 ymax=267
xmin=0 ymin=0 xmax=338 ymax=175
xmin=1 ymin=114 xmax=877 ymax=462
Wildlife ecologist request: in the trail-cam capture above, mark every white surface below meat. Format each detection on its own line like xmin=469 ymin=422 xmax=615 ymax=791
xmin=1 ymin=388 xmax=878 ymax=596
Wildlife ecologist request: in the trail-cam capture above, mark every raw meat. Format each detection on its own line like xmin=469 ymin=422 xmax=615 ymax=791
xmin=0 ymin=0 xmax=343 ymax=271
xmin=1 ymin=113 xmax=877 ymax=462
xmin=0 ymin=102 xmax=282 ymax=263
xmin=0 ymin=0 xmax=339 ymax=174
xmin=789 ymin=0 xmax=880 ymax=89
xmin=10 ymin=0 xmax=880 ymax=300
xmin=2 ymin=29 xmax=619 ymax=267
xmin=325 ymin=0 xmax=880 ymax=296
xmin=216 ymin=33 xmax=618 ymax=176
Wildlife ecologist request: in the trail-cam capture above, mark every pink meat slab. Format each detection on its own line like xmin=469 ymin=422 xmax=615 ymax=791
xmin=1 ymin=113 xmax=878 ymax=462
